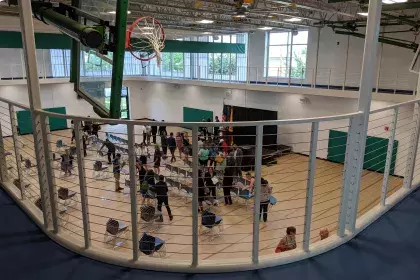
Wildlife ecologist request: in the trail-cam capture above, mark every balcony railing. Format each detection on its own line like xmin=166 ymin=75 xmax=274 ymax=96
xmin=1 ymin=96 xmax=420 ymax=272
xmin=0 ymin=61 xmax=417 ymax=95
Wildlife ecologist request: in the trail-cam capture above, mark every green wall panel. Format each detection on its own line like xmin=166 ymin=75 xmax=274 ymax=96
xmin=183 ymin=107 xmax=213 ymax=124
xmin=17 ymin=107 xmax=68 ymax=135
xmin=327 ymin=129 xmax=398 ymax=175
xmin=0 ymin=31 xmax=245 ymax=53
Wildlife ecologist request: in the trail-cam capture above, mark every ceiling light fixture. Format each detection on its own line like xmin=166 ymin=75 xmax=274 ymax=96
xmin=233 ymin=14 xmax=247 ymax=18
xmin=197 ymin=19 xmax=214 ymax=24
xmin=203 ymin=32 xmax=212 ymax=34
xmin=258 ymin=27 xmax=273 ymax=30
xmin=357 ymin=12 xmax=368 ymax=16
xmin=108 ymin=10 xmax=131 ymax=14
xmin=382 ymin=0 xmax=407 ymax=4
xmin=284 ymin=17 xmax=302 ymax=22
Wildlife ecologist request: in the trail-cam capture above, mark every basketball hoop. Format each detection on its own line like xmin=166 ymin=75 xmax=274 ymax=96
xmin=126 ymin=16 xmax=165 ymax=67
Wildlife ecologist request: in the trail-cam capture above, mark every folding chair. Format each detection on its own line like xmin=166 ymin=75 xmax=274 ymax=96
xmin=23 ymin=158 xmax=37 ymax=176
xmin=35 ymin=197 xmax=69 ymax=226
xmin=139 ymin=204 xmax=162 ymax=232
xmin=56 ymin=139 xmax=66 ymax=153
xmin=268 ymin=195 xmax=277 ymax=212
xmin=103 ymin=218 xmax=129 ymax=249
xmin=139 ymin=232 xmax=166 ymax=258
xmin=93 ymin=160 xmax=109 ymax=179
xmin=57 ymin=187 xmax=79 ymax=209
xmin=200 ymin=210 xmax=223 ymax=241
xmin=238 ymin=188 xmax=254 ymax=210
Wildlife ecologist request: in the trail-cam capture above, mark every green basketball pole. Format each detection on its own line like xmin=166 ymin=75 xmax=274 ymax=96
xmin=70 ymin=0 xmax=81 ymax=86
xmin=109 ymin=0 xmax=129 ymax=119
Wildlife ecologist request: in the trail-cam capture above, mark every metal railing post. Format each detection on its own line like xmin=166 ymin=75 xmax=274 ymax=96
xmin=394 ymin=72 xmax=398 ymax=94
xmin=127 ymin=123 xmax=139 ymax=260
xmin=0 ymin=119 xmax=7 ymax=182
xmin=252 ymin=125 xmax=263 ymax=264
xmin=74 ymin=121 xmax=91 ymax=249
xmin=256 ymin=68 xmax=259 ymax=84
xmin=328 ymin=69 xmax=332 ymax=89
xmin=380 ymin=107 xmax=398 ymax=206
xmin=403 ymin=102 xmax=420 ymax=189
xmin=337 ymin=117 xmax=354 ymax=237
xmin=9 ymin=104 xmax=24 ymax=199
xmin=276 ymin=67 xmax=280 ymax=86
xmin=191 ymin=126 xmax=199 ymax=267
xmin=40 ymin=115 xmax=59 ymax=233
xmin=303 ymin=122 xmax=319 ymax=251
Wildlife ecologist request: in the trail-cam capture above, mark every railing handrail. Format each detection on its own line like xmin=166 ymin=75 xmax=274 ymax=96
xmin=369 ymin=98 xmax=420 ymax=114
xmin=0 ymin=96 xmax=30 ymax=110
xmin=34 ymin=108 xmax=364 ymax=127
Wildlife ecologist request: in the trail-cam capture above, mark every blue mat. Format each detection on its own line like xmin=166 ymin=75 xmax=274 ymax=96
xmin=1 ymin=187 xmax=420 ymax=280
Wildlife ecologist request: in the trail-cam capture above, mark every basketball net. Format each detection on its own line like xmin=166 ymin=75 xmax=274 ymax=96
xmin=127 ymin=16 xmax=165 ymax=67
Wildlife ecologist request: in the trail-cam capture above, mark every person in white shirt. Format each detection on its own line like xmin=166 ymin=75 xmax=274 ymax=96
xmin=145 ymin=125 xmax=152 ymax=145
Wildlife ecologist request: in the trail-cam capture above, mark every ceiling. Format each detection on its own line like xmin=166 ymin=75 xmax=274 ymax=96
xmin=1 ymin=0 xmax=420 ymax=37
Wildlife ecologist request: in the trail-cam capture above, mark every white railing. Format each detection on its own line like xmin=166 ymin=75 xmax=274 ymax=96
xmin=1 ymin=96 xmax=420 ymax=272
xmin=1 ymin=61 xmax=418 ymax=95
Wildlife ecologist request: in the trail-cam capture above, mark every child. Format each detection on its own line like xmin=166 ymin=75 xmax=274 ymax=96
xmin=275 ymin=226 xmax=297 ymax=253
xmin=71 ymin=120 xmax=75 ymax=144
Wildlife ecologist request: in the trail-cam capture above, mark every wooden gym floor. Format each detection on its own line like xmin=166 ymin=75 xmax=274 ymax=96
xmin=2 ymin=124 xmax=403 ymax=262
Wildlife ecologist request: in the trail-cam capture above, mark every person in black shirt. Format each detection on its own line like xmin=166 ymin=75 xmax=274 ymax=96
xmin=92 ymin=123 xmax=100 ymax=138
xmin=205 ymin=169 xmax=217 ymax=205
xmin=158 ymin=120 xmax=167 ymax=136
xmin=152 ymin=175 xmax=173 ymax=221
xmin=161 ymin=131 xmax=168 ymax=158
xmin=113 ymin=153 xmax=124 ymax=192
xmin=167 ymin=132 xmax=177 ymax=163
xmin=153 ymin=145 xmax=162 ymax=174
xmin=198 ymin=169 xmax=205 ymax=212
xmin=151 ymin=120 xmax=158 ymax=144
xmin=214 ymin=116 xmax=220 ymax=140
xmin=222 ymin=166 xmax=234 ymax=205
xmin=100 ymin=139 xmax=116 ymax=164
xmin=137 ymin=162 xmax=147 ymax=186
xmin=82 ymin=134 xmax=87 ymax=157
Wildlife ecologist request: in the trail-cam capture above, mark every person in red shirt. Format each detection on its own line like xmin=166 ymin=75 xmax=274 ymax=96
xmin=219 ymin=139 xmax=228 ymax=155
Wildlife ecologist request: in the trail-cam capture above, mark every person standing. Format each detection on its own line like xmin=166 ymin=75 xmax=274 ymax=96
xmin=138 ymin=142 xmax=149 ymax=165
xmin=151 ymin=120 xmax=158 ymax=144
xmin=145 ymin=125 xmax=152 ymax=145
xmin=153 ymin=145 xmax=162 ymax=174
xmin=152 ymin=175 xmax=173 ymax=221
xmin=198 ymin=145 xmax=209 ymax=167
xmin=259 ymin=178 xmax=272 ymax=225
xmin=71 ymin=120 xmax=75 ymax=144
xmin=168 ymin=132 xmax=177 ymax=163
xmin=100 ymin=138 xmax=116 ymax=164
xmin=222 ymin=166 xmax=234 ymax=205
xmin=182 ymin=134 xmax=190 ymax=163
xmin=233 ymin=144 xmax=243 ymax=178
xmin=219 ymin=139 xmax=228 ymax=155
xmin=214 ymin=116 xmax=220 ymax=140
xmin=198 ymin=169 xmax=205 ymax=212
xmin=113 ymin=153 xmax=124 ymax=192
xmin=142 ymin=125 xmax=147 ymax=144
xmin=137 ymin=162 xmax=147 ymax=186
xmin=92 ymin=123 xmax=100 ymax=138
xmin=205 ymin=169 xmax=217 ymax=205
xmin=158 ymin=120 xmax=167 ymax=136
xmin=82 ymin=134 xmax=87 ymax=157
xmin=175 ymin=132 xmax=183 ymax=160
xmin=161 ymin=131 xmax=168 ymax=158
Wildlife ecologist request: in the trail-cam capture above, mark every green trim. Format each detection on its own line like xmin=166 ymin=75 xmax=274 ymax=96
xmin=327 ymin=130 xmax=398 ymax=174
xmin=0 ymin=31 xmax=245 ymax=53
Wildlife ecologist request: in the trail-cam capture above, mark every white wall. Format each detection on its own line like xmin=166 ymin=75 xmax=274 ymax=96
xmin=0 ymin=82 xmax=98 ymax=136
xmin=249 ymin=26 xmax=419 ymax=91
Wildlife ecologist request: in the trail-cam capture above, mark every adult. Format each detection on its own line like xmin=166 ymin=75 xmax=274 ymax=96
xmin=60 ymin=149 xmax=74 ymax=176
xmin=233 ymin=144 xmax=243 ymax=177
xmin=219 ymin=139 xmax=228 ymax=155
xmin=112 ymin=153 xmax=124 ymax=192
xmin=142 ymin=125 xmax=147 ymax=144
xmin=222 ymin=166 xmax=234 ymax=205
xmin=100 ymin=138 xmax=116 ymax=164
xmin=161 ymin=131 xmax=168 ymax=157
xmin=138 ymin=142 xmax=148 ymax=165
xmin=168 ymin=132 xmax=177 ymax=163
xmin=158 ymin=120 xmax=167 ymax=136
xmin=92 ymin=123 xmax=100 ymax=138
xmin=207 ymin=118 xmax=213 ymax=140
xmin=153 ymin=175 xmax=173 ymax=221
xmin=70 ymin=120 xmax=75 ymax=144
xmin=214 ymin=116 xmax=220 ymax=140
xmin=275 ymin=227 xmax=297 ymax=253
xmin=175 ymin=132 xmax=183 ymax=160
xmin=145 ymin=125 xmax=152 ymax=145
xmin=198 ymin=144 xmax=209 ymax=167
xmin=153 ymin=144 xmax=162 ymax=174
xmin=198 ymin=169 xmax=206 ymax=212
xmin=182 ymin=133 xmax=191 ymax=163
xmin=137 ymin=162 xmax=147 ymax=186
xmin=205 ymin=169 xmax=217 ymax=205
xmin=259 ymin=178 xmax=272 ymax=224
xmin=208 ymin=144 xmax=217 ymax=167
xmin=151 ymin=120 xmax=158 ymax=144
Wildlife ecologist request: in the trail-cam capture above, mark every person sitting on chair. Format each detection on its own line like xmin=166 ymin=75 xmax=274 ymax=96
xmin=152 ymin=175 xmax=173 ymax=221
xmin=275 ymin=226 xmax=297 ymax=253
xmin=100 ymin=138 xmax=116 ymax=164
xmin=113 ymin=153 xmax=124 ymax=192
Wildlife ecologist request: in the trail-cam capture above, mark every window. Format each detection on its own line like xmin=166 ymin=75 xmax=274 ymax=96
xmin=104 ymin=87 xmax=130 ymax=119
xmin=265 ymin=31 xmax=308 ymax=78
